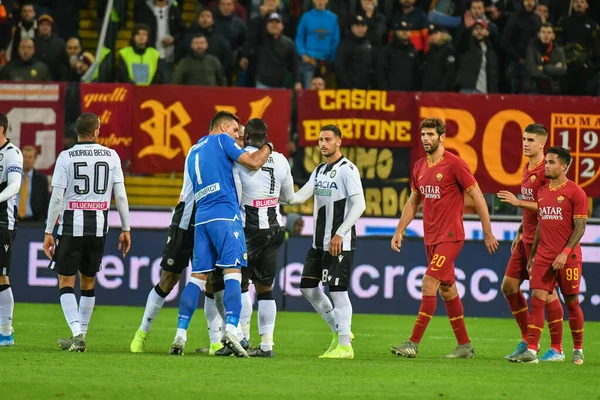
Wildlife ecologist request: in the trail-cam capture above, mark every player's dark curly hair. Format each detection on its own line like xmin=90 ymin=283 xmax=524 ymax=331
xmin=420 ymin=118 xmax=446 ymax=136
xmin=547 ymin=146 xmax=572 ymax=167
xmin=524 ymin=123 xmax=548 ymax=137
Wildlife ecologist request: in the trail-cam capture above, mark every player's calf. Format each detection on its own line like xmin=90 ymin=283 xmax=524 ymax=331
xmin=0 ymin=278 xmax=14 ymax=346
xmin=253 ymin=287 xmax=276 ymax=355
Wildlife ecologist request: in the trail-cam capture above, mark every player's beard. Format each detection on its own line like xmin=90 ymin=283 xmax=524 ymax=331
xmin=322 ymin=147 xmax=336 ymax=158
xmin=423 ymin=140 xmax=439 ymax=154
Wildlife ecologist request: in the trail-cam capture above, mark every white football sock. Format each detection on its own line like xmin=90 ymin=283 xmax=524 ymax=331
xmin=258 ymin=299 xmax=276 ymax=351
xmin=60 ymin=292 xmax=82 ymax=337
xmin=301 ymin=287 xmax=337 ymax=332
xmin=78 ymin=294 xmax=95 ymax=338
xmin=213 ymin=290 xmax=226 ymax=332
xmin=204 ymin=296 xmax=223 ymax=345
xmin=331 ymin=291 xmax=352 ymax=346
xmin=240 ymin=291 xmax=252 ymax=341
xmin=140 ymin=287 xmax=167 ymax=333
xmin=0 ymin=286 xmax=14 ymax=336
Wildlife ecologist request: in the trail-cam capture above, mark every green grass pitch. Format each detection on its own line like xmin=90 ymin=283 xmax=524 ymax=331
xmin=2 ymin=303 xmax=599 ymax=400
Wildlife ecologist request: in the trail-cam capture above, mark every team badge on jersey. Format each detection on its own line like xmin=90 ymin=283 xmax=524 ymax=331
xmin=436 ymin=173 xmax=443 ymax=182
xmin=557 ymin=195 xmax=564 ymax=203
xmin=530 ymin=175 xmax=536 ymax=182
xmin=243 ymin=252 xmax=248 ymax=261
xmin=330 ymin=170 xmax=337 ymax=178
xmin=167 ymin=258 xmax=174 ymax=266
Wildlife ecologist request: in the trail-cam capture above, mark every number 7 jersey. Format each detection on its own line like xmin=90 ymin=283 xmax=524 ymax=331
xmin=51 ymin=141 xmax=125 ymax=237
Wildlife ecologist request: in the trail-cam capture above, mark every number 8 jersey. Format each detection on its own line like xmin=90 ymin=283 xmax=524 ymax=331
xmin=51 ymin=141 xmax=124 ymax=237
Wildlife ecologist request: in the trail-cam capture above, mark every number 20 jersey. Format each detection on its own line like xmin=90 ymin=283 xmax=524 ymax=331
xmin=51 ymin=141 xmax=124 ymax=237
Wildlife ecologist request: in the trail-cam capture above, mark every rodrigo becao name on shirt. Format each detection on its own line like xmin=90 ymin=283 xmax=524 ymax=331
xmin=68 ymin=149 xmax=112 ymax=158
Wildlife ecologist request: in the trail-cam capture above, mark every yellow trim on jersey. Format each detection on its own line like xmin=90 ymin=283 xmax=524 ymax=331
xmin=427 ymin=156 xmax=444 ymax=168
xmin=465 ymin=182 xmax=478 ymax=193
xmin=549 ymin=182 xmax=568 ymax=191
xmin=528 ymin=158 xmax=544 ymax=171
xmin=573 ymin=215 xmax=588 ymax=219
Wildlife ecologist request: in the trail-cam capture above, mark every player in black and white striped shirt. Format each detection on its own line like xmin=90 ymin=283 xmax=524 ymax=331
xmin=0 ymin=112 xmax=23 ymax=347
xmin=44 ymin=113 xmax=131 ymax=352
xmin=286 ymin=124 xmax=365 ymax=359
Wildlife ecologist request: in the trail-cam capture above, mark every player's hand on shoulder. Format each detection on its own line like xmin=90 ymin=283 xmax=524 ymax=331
xmin=483 ymin=231 xmax=498 ymax=254
xmin=118 ymin=230 xmax=131 ymax=257
xmin=391 ymin=231 xmax=403 ymax=252
xmin=43 ymin=233 xmax=55 ymax=260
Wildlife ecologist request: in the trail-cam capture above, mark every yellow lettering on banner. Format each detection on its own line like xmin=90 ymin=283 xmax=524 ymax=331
xmin=99 ymin=109 xmax=112 ymax=125
xmin=215 ymin=96 xmax=273 ymax=120
xmin=139 ymin=100 xmax=192 ymax=159
xmin=420 ymin=107 xmax=478 ymax=174
xmin=482 ymin=110 xmax=532 ymax=185
xmin=316 ymin=90 xmax=396 ymax=111
xmin=82 ymin=87 xmax=128 ymax=108
xmin=302 ymin=119 xmax=412 ymax=143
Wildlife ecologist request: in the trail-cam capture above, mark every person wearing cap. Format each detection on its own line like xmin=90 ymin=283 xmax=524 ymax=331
xmin=0 ymin=38 xmax=51 ymax=81
xmin=61 ymin=51 xmax=95 ymax=82
xmin=239 ymin=12 xmax=302 ymax=90
xmin=455 ymin=18 xmax=499 ymax=94
xmin=422 ymin=24 xmax=456 ymax=92
xmin=172 ymin=33 xmax=227 ymax=86
xmin=33 ymin=14 xmax=65 ymax=81
xmin=501 ymin=0 xmax=542 ymax=93
xmin=118 ymin=23 xmax=165 ymax=85
xmin=377 ymin=19 xmax=420 ymax=91
xmin=356 ymin=0 xmax=387 ymax=48
xmin=295 ymin=0 xmax=340 ymax=88
xmin=335 ymin=14 xmax=374 ymax=89
xmin=390 ymin=0 xmax=429 ymax=53
xmin=523 ymin=22 xmax=567 ymax=94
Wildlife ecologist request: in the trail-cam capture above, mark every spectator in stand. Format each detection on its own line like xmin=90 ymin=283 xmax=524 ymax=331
xmin=58 ymin=37 xmax=82 ymax=77
xmin=555 ymin=0 xmax=600 ymax=96
xmin=61 ymin=51 xmax=95 ymax=82
xmin=523 ymin=23 xmax=566 ymax=95
xmin=455 ymin=0 xmax=501 ymax=52
xmin=0 ymin=38 xmax=51 ymax=81
xmin=0 ymin=0 xmax=17 ymax=62
xmin=455 ymin=19 xmax=499 ymax=94
xmin=248 ymin=0 xmax=290 ymax=21
xmin=213 ymin=0 xmax=247 ymax=53
xmin=208 ymin=0 xmax=248 ymax=22
xmin=355 ymin=0 xmax=386 ymax=47
xmin=118 ymin=24 xmax=164 ymax=85
xmin=295 ymin=0 xmax=340 ymax=88
xmin=179 ymin=9 xmax=233 ymax=83
xmin=240 ymin=13 xmax=301 ymax=90
xmin=17 ymin=145 xmax=50 ymax=223
xmin=422 ymin=24 xmax=456 ymax=92
xmin=310 ymin=75 xmax=325 ymax=89
xmin=172 ymin=33 xmax=226 ymax=86
xmin=536 ymin=1 xmax=550 ymax=23
xmin=485 ymin=0 xmax=518 ymax=33
xmin=43 ymin=0 xmax=89 ymax=41
xmin=7 ymin=2 xmax=36 ymax=62
xmin=391 ymin=0 xmax=429 ymax=53
xmin=335 ymin=15 xmax=373 ymax=89
xmin=134 ymin=0 xmax=185 ymax=83
xmin=501 ymin=0 xmax=541 ymax=94
xmin=33 ymin=15 xmax=65 ymax=81
xmin=377 ymin=19 xmax=420 ymax=91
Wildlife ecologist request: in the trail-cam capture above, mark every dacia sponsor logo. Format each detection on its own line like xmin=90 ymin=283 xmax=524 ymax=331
xmin=195 ymin=183 xmax=221 ymax=201
xmin=314 ymin=180 xmax=337 ymax=196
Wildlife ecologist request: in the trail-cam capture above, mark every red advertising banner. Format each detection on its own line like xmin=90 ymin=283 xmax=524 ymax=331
xmin=297 ymin=90 xmax=416 ymax=147
xmin=0 ymin=83 xmax=65 ymax=175
xmin=416 ymin=93 xmax=600 ymax=197
xmin=80 ymin=83 xmax=134 ymax=162
xmin=130 ymin=86 xmax=292 ymax=174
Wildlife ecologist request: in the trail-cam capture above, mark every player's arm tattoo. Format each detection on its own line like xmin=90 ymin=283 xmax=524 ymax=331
xmin=529 ymin=222 xmax=541 ymax=259
xmin=565 ymin=218 xmax=587 ymax=250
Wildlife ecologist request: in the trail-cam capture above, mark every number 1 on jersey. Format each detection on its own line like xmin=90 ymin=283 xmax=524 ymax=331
xmin=195 ymin=154 xmax=202 ymax=185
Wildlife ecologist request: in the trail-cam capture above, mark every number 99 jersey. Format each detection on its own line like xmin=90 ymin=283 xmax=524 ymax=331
xmin=51 ymin=141 xmax=124 ymax=237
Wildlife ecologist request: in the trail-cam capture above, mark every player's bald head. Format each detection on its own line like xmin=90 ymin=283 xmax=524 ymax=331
xmin=75 ymin=113 xmax=100 ymax=138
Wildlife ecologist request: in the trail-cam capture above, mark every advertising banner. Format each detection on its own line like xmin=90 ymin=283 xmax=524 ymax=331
xmin=0 ymin=83 xmax=65 ymax=174
xmin=12 ymin=227 xmax=600 ymax=320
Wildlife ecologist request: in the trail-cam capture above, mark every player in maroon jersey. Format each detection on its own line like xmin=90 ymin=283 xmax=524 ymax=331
xmin=509 ymin=146 xmax=588 ymax=365
xmin=496 ymin=124 xmax=564 ymax=361
xmin=390 ymin=117 xmax=498 ymax=359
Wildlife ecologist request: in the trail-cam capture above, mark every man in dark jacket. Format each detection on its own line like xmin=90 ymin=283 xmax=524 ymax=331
xmin=335 ymin=15 xmax=373 ymax=89
xmin=0 ymin=38 xmax=52 ymax=81
xmin=179 ymin=9 xmax=233 ymax=83
xmin=555 ymin=0 xmax=600 ymax=95
xmin=239 ymin=13 xmax=301 ymax=89
xmin=33 ymin=15 xmax=65 ymax=81
xmin=172 ymin=33 xmax=226 ymax=86
xmin=134 ymin=0 xmax=185 ymax=60
xmin=501 ymin=0 xmax=542 ymax=93
xmin=422 ymin=24 xmax=456 ymax=92
xmin=213 ymin=0 xmax=247 ymax=52
xmin=18 ymin=146 xmax=50 ymax=223
xmin=455 ymin=19 xmax=499 ymax=94
xmin=377 ymin=19 xmax=419 ymax=91
xmin=524 ymin=23 xmax=567 ymax=95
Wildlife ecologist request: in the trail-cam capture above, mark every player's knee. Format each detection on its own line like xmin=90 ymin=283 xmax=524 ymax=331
xmin=0 ymin=275 xmax=8 ymax=285
xmin=158 ymin=271 xmax=180 ymax=293
xmin=421 ymin=274 xmax=439 ymax=296
xmin=257 ymin=290 xmax=274 ymax=301
xmin=563 ymin=294 xmax=578 ymax=304
xmin=79 ymin=275 xmax=95 ymax=291
xmin=58 ymin=274 xmax=76 ymax=289
xmin=255 ymin=283 xmax=272 ymax=295
xmin=299 ymin=277 xmax=319 ymax=289
xmin=241 ymin=283 xmax=249 ymax=293
xmin=501 ymin=277 xmax=519 ymax=296
xmin=329 ymin=285 xmax=348 ymax=292
xmin=531 ymin=289 xmax=547 ymax=302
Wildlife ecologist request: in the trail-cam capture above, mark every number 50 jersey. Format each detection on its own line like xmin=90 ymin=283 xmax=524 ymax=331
xmin=51 ymin=141 xmax=125 ymax=237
